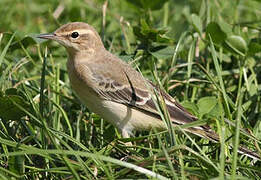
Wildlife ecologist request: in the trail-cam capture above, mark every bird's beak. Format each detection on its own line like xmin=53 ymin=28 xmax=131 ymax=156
xmin=37 ymin=33 xmax=56 ymax=40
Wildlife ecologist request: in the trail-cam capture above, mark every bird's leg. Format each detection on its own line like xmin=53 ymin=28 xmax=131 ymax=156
xmin=121 ymin=129 xmax=133 ymax=146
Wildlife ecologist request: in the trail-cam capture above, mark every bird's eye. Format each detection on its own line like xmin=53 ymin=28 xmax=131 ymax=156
xmin=71 ymin=32 xmax=79 ymax=38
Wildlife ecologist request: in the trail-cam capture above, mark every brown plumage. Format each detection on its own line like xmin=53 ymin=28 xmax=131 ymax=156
xmin=38 ymin=22 xmax=260 ymax=160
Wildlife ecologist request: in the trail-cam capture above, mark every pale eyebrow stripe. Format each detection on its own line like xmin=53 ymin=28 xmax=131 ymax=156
xmin=59 ymin=29 xmax=95 ymax=36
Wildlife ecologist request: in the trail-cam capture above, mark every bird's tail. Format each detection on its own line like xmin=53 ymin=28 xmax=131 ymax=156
xmin=186 ymin=127 xmax=260 ymax=161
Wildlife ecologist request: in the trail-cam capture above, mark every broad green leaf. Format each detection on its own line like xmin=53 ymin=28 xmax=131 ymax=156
xmin=242 ymin=100 xmax=252 ymax=111
xmin=197 ymin=96 xmax=217 ymax=116
xmin=0 ymin=89 xmax=29 ymax=121
xmin=181 ymin=101 xmax=199 ymax=116
xmin=225 ymin=35 xmax=247 ymax=56
xmin=150 ymin=46 xmax=175 ymax=60
xmin=248 ymin=38 xmax=261 ymax=55
xmin=207 ymin=103 xmax=223 ymax=118
xmin=156 ymin=34 xmax=173 ymax=44
xmin=206 ymin=22 xmax=227 ymax=44
xmin=248 ymin=83 xmax=258 ymax=97
xmin=191 ymin=14 xmax=202 ymax=35
xmin=133 ymin=19 xmax=172 ymax=44
xmin=218 ymin=19 xmax=233 ymax=35
xmin=5 ymin=88 xmax=18 ymax=95
xmin=245 ymin=57 xmax=256 ymax=69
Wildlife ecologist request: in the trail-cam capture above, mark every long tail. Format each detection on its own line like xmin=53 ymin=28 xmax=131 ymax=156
xmin=187 ymin=127 xmax=260 ymax=161
xmin=156 ymin=83 xmax=260 ymax=160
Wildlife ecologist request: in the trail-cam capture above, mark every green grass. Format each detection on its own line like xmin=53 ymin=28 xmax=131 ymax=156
xmin=0 ymin=0 xmax=261 ymax=179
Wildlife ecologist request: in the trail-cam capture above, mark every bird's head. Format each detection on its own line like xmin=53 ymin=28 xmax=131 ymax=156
xmin=38 ymin=22 xmax=104 ymax=55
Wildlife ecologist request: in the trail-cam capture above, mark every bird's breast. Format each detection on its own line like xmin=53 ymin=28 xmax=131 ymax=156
xmin=67 ymin=58 xmax=97 ymax=102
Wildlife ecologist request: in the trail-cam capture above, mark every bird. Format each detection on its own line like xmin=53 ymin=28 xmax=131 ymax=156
xmin=38 ymin=22 xmax=260 ymax=160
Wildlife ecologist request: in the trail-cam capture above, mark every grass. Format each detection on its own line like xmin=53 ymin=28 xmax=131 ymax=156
xmin=0 ymin=0 xmax=261 ymax=179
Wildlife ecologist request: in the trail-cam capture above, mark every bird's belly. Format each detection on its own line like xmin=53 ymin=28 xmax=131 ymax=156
xmin=98 ymin=100 xmax=165 ymax=130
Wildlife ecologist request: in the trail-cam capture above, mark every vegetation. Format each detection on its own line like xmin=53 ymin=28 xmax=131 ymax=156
xmin=0 ymin=0 xmax=261 ymax=179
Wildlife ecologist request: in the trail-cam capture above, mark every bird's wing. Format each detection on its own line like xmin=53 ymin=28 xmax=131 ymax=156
xmin=84 ymin=58 xmax=211 ymax=131
xmin=89 ymin=66 xmax=222 ymax=142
